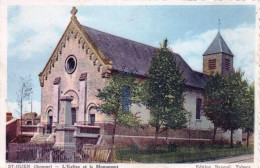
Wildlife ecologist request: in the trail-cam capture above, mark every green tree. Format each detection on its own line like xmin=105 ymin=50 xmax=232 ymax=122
xmin=240 ymin=83 xmax=254 ymax=147
xmin=142 ymin=39 xmax=187 ymax=152
xmin=220 ymin=70 xmax=248 ymax=147
xmin=203 ymin=73 xmax=225 ymax=143
xmin=97 ymin=71 xmax=141 ymax=145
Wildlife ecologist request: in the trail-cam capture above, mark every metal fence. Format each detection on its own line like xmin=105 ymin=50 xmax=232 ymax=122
xmin=8 ymin=143 xmax=53 ymax=163
xmin=7 ymin=143 xmax=113 ymax=163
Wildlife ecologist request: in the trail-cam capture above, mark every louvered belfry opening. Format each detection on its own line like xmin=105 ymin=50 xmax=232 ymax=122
xmin=208 ymin=59 xmax=216 ymax=70
xmin=225 ymin=59 xmax=230 ymax=71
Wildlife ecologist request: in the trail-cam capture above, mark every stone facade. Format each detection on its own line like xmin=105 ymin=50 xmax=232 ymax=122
xmin=203 ymin=53 xmax=223 ymax=75
xmin=40 ymin=34 xmax=108 ymax=126
xmin=203 ymin=53 xmax=234 ymax=75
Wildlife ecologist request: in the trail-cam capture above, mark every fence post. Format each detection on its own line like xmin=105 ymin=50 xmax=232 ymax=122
xmin=16 ymin=145 xmax=19 ymax=162
xmin=109 ymin=145 xmax=116 ymax=162
xmin=37 ymin=149 xmax=41 ymax=162
xmin=93 ymin=146 xmax=97 ymax=161
xmin=50 ymin=150 xmax=53 ymax=162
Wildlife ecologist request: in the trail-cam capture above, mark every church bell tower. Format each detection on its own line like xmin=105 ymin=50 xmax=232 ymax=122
xmin=203 ymin=31 xmax=234 ymax=75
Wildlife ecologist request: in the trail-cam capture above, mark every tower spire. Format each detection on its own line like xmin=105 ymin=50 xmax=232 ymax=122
xmin=203 ymin=22 xmax=234 ymax=75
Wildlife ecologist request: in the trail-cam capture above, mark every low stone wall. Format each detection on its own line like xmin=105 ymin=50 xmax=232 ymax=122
xmin=102 ymin=123 xmax=212 ymax=139
xmin=75 ymin=137 xmax=98 ymax=147
xmin=101 ymin=135 xmax=211 ymax=147
xmin=95 ymin=123 xmax=213 ymax=147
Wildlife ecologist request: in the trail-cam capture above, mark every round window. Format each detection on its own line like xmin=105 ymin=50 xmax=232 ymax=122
xmin=65 ymin=55 xmax=77 ymax=74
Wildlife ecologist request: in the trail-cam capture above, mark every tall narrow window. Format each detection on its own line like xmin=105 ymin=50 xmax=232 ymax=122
xmin=89 ymin=107 xmax=96 ymax=126
xmin=47 ymin=110 xmax=53 ymax=133
xmin=208 ymin=59 xmax=216 ymax=70
xmin=225 ymin=59 xmax=230 ymax=71
xmin=196 ymin=98 xmax=202 ymax=120
xmin=71 ymin=108 xmax=76 ymax=125
xmin=122 ymin=86 xmax=131 ymax=112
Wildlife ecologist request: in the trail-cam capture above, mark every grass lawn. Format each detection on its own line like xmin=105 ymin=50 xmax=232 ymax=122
xmin=115 ymin=144 xmax=253 ymax=163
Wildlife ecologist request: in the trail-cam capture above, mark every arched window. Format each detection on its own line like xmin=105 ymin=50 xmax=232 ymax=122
xmin=47 ymin=110 xmax=53 ymax=133
xmin=48 ymin=110 xmax=53 ymax=124
xmin=122 ymin=85 xmax=131 ymax=112
xmin=71 ymin=108 xmax=76 ymax=125
xmin=89 ymin=107 xmax=96 ymax=126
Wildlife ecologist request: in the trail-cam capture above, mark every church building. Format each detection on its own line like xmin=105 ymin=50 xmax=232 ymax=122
xmin=34 ymin=7 xmax=241 ymax=147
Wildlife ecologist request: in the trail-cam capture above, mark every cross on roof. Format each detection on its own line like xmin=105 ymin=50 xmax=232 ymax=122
xmin=71 ymin=7 xmax=78 ymax=16
xmin=218 ymin=19 xmax=221 ymax=31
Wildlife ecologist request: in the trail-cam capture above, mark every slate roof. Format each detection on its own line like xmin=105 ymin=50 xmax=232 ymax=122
xmin=82 ymin=25 xmax=207 ymax=89
xmin=203 ymin=31 xmax=233 ymax=56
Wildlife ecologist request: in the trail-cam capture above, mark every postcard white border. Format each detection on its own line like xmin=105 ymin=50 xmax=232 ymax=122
xmin=1 ymin=0 xmax=259 ymax=168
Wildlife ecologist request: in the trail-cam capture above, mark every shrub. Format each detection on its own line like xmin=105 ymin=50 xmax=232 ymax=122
xmin=168 ymin=143 xmax=178 ymax=152
xmin=129 ymin=144 xmax=139 ymax=153
xmin=198 ymin=142 xmax=205 ymax=150
xmin=145 ymin=145 xmax=153 ymax=153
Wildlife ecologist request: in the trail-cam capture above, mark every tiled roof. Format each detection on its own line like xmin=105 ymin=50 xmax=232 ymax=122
xmin=203 ymin=31 xmax=233 ymax=56
xmin=83 ymin=25 xmax=207 ymax=89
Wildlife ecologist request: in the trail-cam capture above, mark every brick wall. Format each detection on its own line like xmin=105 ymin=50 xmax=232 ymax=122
xmin=6 ymin=119 xmax=19 ymax=148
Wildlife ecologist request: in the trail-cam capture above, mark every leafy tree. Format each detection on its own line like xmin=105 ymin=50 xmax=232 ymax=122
xmin=203 ymin=71 xmax=252 ymax=147
xmin=220 ymin=70 xmax=248 ymax=147
xmin=142 ymin=39 xmax=187 ymax=152
xmin=203 ymin=73 xmax=225 ymax=143
xmin=16 ymin=75 xmax=33 ymax=138
xmin=239 ymin=83 xmax=254 ymax=147
xmin=97 ymin=71 xmax=141 ymax=145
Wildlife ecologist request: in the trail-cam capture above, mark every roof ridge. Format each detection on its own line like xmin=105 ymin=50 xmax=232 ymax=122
xmin=216 ymin=32 xmax=220 ymax=52
xmin=219 ymin=38 xmax=222 ymax=52
xmin=82 ymin=25 xmax=159 ymax=50
xmin=82 ymin=25 xmax=193 ymax=72
xmin=81 ymin=24 xmax=205 ymax=88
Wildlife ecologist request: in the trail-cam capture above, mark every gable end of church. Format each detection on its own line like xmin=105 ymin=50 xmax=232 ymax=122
xmin=38 ymin=15 xmax=113 ymax=87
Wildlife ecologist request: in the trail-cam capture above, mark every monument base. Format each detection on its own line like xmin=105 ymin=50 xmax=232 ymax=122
xmin=53 ymin=125 xmax=76 ymax=150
